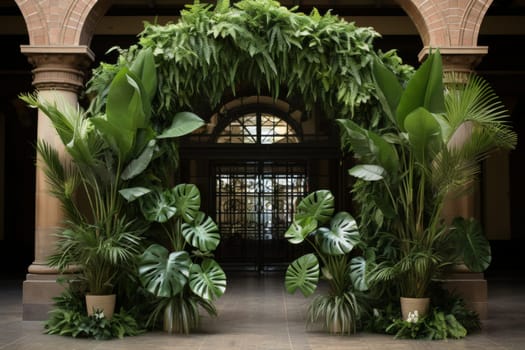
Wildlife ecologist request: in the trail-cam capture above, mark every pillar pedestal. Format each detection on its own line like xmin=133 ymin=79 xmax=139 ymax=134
xmin=22 ymin=274 xmax=66 ymax=320
xmin=439 ymin=271 xmax=488 ymax=320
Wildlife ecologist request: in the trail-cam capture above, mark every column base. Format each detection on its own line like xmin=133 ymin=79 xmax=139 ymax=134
xmin=438 ymin=272 xmax=488 ymax=320
xmin=22 ymin=273 xmax=66 ymax=321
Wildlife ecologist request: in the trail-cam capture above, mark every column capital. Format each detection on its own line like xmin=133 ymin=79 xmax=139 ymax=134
xmin=20 ymin=45 xmax=95 ymax=93
xmin=418 ymin=46 xmax=488 ymax=73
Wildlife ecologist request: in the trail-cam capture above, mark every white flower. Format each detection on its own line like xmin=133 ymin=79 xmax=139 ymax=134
xmin=406 ymin=310 xmax=419 ymax=323
xmin=94 ymin=311 xmax=105 ymax=320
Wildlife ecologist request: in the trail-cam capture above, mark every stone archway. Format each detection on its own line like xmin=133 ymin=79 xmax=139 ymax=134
xmin=395 ymin=0 xmax=492 ymax=72
xmin=396 ymin=0 xmax=492 ymax=47
xmin=15 ymin=0 xmax=109 ymax=46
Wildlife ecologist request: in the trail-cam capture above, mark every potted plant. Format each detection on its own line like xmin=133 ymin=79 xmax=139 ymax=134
xmin=121 ymin=183 xmax=226 ymax=334
xmin=21 ymin=48 xmax=205 ymax=319
xmin=283 ymin=189 xmax=368 ymax=334
xmin=336 ymin=50 xmax=517 ymax=320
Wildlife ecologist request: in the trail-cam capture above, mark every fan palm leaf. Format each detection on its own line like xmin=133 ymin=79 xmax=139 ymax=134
xmin=445 ymin=74 xmax=517 ymax=149
xmin=19 ymin=93 xmax=76 ymax=146
xmin=36 ymin=140 xmax=84 ymax=225
xmin=20 ymin=92 xmax=105 ymax=168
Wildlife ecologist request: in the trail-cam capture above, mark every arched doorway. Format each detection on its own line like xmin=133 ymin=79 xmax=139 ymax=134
xmin=180 ymin=97 xmax=343 ymax=272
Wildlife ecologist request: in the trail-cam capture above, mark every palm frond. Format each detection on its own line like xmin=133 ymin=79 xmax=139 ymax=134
xmin=48 ymin=217 xmax=143 ymax=294
xmin=445 ymin=75 xmax=517 ymax=150
xmin=19 ymin=92 xmax=77 ymax=146
xmin=68 ymin=115 xmax=107 ymax=169
xmin=430 ymin=148 xmax=480 ymax=198
xmin=36 ymin=140 xmax=84 ymax=224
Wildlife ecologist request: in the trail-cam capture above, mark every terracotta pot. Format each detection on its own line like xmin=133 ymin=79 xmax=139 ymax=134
xmin=400 ymin=296 xmax=430 ymax=322
xmin=85 ymin=294 xmax=116 ymax=320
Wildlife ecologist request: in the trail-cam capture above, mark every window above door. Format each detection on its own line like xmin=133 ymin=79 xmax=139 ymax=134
xmin=215 ymin=110 xmax=300 ymax=144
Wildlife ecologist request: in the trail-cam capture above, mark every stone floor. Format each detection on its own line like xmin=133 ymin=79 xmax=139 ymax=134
xmin=1 ymin=271 xmax=524 ymax=350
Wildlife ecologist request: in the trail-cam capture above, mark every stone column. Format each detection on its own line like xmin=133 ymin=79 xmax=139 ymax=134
xmin=420 ymin=46 xmax=488 ymax=222
xmin=419 ymin=46 xmax=489 ymax=320
xmin=20 ymin=45 xmax=94 ymax=320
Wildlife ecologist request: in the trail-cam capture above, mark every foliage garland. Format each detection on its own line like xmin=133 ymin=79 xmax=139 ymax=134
xmin=87 ymin=0 xmax=413 ymax=128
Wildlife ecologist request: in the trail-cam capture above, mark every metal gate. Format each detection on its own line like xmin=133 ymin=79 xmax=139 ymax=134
xmin=214 ymin=162 xmax=307 ymax=271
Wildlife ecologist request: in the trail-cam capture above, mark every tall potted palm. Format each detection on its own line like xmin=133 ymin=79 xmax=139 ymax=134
xmin=337 ymin=50 xmax=517 ymax=320
xmin=21 ymin=48 xmax=205 ymax=318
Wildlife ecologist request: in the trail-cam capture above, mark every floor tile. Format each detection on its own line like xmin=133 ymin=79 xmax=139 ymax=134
xmin=1 ymin=272 xmax=524 ymax=350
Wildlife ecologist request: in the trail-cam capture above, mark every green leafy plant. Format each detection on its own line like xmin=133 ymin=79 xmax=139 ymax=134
xmin=44 ymin=288 xmax=145 ymax=340
xmin=366 ymin=284 xmax=480 ymax=340
xmin=284 ymin=189 xmax=367 ymax=334
xmin=386 ymin=310 xmax=467 ymax=340
xmin=86 ymin=0 xmax=412 ymax=129
xmin=122 ymin=183 xmax=226 ymax=334
xmin=448 ymin=217 xmax=491 ymax=272
xmin=21 ymin=47 xmax=204 ymax=297
xmin=337 ymin=50 xmax=517 ymax=300
xmin=21 ymin=46 xmax=205 ymax=338
xmin=19 ymin=48 xmax=164 ymax=296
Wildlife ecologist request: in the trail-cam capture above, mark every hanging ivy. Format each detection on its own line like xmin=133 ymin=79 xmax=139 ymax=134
xmin=87 ymin=0 xmax=413 ymax=128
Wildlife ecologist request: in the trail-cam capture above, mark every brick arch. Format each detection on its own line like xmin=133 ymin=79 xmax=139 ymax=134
xmin=460 ymin=0 xmax=493 ymax=46
xmin=15 ymin=0 xmax=111 ymax=46
xmin=396 ymin=0 xmax=493 ymax=47
xmin=395 ymin=0 xmax=434 ymax=47
xmin=14 ymin=0 xmax=493 ymax=49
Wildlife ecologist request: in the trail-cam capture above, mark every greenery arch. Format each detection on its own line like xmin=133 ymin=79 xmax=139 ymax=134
xmin=87 ymin=0 xmax=413 ymax=130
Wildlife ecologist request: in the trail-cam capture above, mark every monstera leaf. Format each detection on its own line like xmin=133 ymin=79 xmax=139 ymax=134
xmin=451 ymin=217 xmax=492 ymax=272
xmin=172 ymin=184 xmax=201 ymax=223
xmin=138 ymin=244 xmax=191 ymax=298
xmin=295 ymin=190 xmax=335 ymax=224
xmin=284 ymin=217 xmax=318 ymax=244
xmin=189 ymin=259 xmax=227 ymax=300
xmin=139 ymin=190 xmax=177 ymax=223
xmin=349 ymin=256 xmax=368 ymax=292
xmin=315 ymin=212 xmax=360 ymax=255
xmin=181 ymin=212 xmax=220 ymax=252
xmin=285 ymin=253 xmax=319 ymax=297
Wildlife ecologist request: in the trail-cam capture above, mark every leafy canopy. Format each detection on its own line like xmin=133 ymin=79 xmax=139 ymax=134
xmin=87 ymin=0 xmax=413 ymax=128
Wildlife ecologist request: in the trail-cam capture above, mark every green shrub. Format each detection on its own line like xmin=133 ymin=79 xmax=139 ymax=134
xmin=44 ymin=288 xmax=145 ymax=340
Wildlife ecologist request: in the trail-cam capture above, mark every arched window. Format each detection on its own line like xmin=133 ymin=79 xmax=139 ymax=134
xmin=213 ymin=105 xmax=301 ymax=144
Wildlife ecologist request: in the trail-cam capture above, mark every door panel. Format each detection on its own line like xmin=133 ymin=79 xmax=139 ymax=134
xmin=214 ymin=162 xmax=307 ymax=271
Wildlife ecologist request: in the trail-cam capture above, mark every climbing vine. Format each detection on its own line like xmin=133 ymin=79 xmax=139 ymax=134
xmin=87 ymin=0 xmax=413 ymax=128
